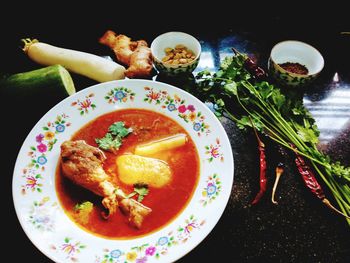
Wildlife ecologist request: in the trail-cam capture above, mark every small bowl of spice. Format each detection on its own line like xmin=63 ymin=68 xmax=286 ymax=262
xmin=151 ymin=32 xmax=201 ymax=76
xmin=268 ymin=40 xmax=324 ymax=87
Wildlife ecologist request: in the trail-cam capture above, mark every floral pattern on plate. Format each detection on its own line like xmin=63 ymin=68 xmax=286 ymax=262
xmin=205 ymin=138 xmax=224 ymax=162
xmin=200 ymin=174 xmax=222 ymax=206
xmin=95 ymin=215 xmax=205 ymax=263
xmin=21 ymin=168 xmax=43 ymax=194
xmin=28 ymin=196 xmax=57 ymax=232
xmin=143 ymin=87 xmax=210 ymax=136
xmin=50 ymin=237 xmax=86 ymax=262
xmin=21 ymin=114 xmax=70 ymax=195
xmin=105 ymin=87 xmax=136 ymax=104
xmin=27 ymin=114 xmax=70 ymax=172
xmin=71 ymin=93 xmax=96 ymax=115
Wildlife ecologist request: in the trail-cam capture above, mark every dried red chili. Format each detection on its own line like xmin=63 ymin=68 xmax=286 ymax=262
xmin=292 ymin=145 xmax=350 ymax=218
xmin=279 ymin=62 xmax=309 ymax=75
xmin=251 ymin=139 xmax=267 ymax=205
xmin=244 ymin=57 xmax=266 ymax=79
xmin=294 ymin=156 xmax=325 ymax=199
xmin=232 ymin=48 xmax=266 ymax=79
xmin=250 ymin=118 xmax=267 ymax=205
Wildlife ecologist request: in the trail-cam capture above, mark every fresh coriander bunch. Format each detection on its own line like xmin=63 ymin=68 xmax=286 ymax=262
xmin=192 ymin=50 xmax=350 ymax=224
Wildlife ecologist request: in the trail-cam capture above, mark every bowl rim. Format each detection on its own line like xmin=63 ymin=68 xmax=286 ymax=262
xmin=150 ymin=31 xmax=201 ymax=68
xmin=270 ymin=39 xmax=325 ymax=77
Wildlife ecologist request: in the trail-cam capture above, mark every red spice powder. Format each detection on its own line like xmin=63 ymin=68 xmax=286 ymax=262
xmin=279 ymin=62 xmax=309 ymax=75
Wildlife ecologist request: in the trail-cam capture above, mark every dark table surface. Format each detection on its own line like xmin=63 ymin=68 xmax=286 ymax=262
xmin=2 ymin=5 xmax=350 ymax=263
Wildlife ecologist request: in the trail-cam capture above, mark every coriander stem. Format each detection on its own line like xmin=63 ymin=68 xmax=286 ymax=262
xmin=235 ymin=89 xmax=335 ymax=169
xmin=223 ymin=109 xmax=241 ymax=123
xmin=241 ymin=82 xmax=307 ymax=151
xmin=312 ymin=162 xmax=350 ymax=210
xmin=267 ymin=132 xmax=331 ymax=167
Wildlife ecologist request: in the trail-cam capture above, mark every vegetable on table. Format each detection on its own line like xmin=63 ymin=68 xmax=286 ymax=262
xmin=99 ymin=30 xmax=153 ymax=78
xmin=250 ymin=118 xmax=267 ymax=205
xmin=0 ymin=64 xmax=75 ymax=98
xmin=126 ymin=41 xmax=153 ymax=78
xmin=135 ymin=134 xmax=187 ymax=156
xmin=22 ymin=38 xmax=125 ymax=82
xmin=292 ymin=146 xmax=350 ymax=218
xmin=191 ymin=48 xmax=350 ymax=225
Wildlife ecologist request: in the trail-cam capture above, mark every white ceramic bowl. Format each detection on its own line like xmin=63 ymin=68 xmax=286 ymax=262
xmin=151 ymin=32 xmax=201 ymax=75
xmin=268 ymin=40 xmax=324 ymax=86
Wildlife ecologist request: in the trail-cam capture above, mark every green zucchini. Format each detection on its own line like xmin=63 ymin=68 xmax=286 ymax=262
xmin=0 ymin=65 xmax=75 ymax=100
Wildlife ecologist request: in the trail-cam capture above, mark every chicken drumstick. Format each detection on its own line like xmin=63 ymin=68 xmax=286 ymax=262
xmin=60 ymin=140 xmax=151 ymax=228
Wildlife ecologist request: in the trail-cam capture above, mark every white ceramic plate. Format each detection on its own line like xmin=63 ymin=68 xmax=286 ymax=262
xmin=12 ymin=79 xmax=234 ymax=263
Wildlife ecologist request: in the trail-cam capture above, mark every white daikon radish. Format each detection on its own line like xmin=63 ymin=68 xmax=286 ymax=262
xmin=22 ymin=39 xmax=125 ymax=82
xmin=135 ymin=134 xmax=187 ymax=157
xmin=116 ymin=155 xmax=172 ymax=188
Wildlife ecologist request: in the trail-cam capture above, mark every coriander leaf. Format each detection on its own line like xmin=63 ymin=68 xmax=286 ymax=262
xmin=95 ymin=133 xmax=122 ymax=151
xmin=108 ymin=121 xmax=133 ymax=137
xmin=220 ymin=56 xmax=233 ymax=70
xmin=236 ymin=115 xmax=263 ymax=131
xmin=270 ymin=89 xmax=285 ymax=110
xmin=223 ymin=82 xmax=237 ymax=96
xmin=196 ymin=69 xmax=212 ymax=78
xmin=96 ymin=121 xmax=132 ymax=152
xmin=215 ymin=98 xmax=225 ymax=108
xmin=109 ymin=138 xmax=122 ymax=151
xmin=331 ymin=162 xmax=350 ymax=183
xmin=291 ymin=122 xmax=319 ymax=144
xmin=236 ymin=116 xmax=251 ymax=130
xmin=212 ymin=99 xmax=225 ymax=117
xmin=133 ymin=184 xmax=149 ymax=202
xmin=74 ymin=201 xmax=93 ymax=212
xmin=257 ymin=82 xmax=273 ymax=100
xmin=297 ymin=128 xmax=319 ymax=144
xmin=73 ymin=201 xmax=93 ymax=224
xmin=95 ymin=133 xmax=114 ymax=150
xmin=292 ymin=101 xmax=305 ymax=115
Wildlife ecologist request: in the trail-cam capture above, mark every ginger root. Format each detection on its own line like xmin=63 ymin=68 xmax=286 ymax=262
xmin=99 ymin=30 xmax=152 ymax=78
xmin=126 ymin=40 xmax=153 ymax=78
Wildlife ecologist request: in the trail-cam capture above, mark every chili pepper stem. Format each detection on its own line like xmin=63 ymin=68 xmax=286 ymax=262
xmin=249 ymin=116 xmax=264 ymax=148
xmin=272 ymin=165 xmax=284 ymax=205
xmin=322 ymin=198 xmax=350 ymax=219
xmin=271 ymin=174 xmax=281 ymax=204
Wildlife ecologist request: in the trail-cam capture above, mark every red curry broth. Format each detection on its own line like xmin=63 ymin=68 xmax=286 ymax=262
xmin=56 ymin=108 xmax=200 ymax=239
